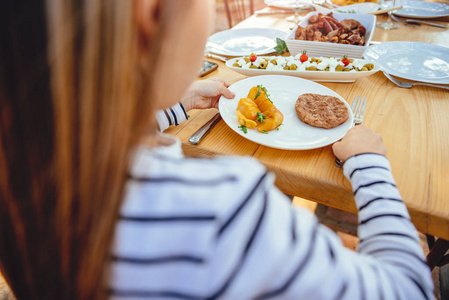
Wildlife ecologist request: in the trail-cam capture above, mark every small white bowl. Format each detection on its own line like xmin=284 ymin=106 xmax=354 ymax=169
xmin=285 ymin=12 xmax=376 ymax=59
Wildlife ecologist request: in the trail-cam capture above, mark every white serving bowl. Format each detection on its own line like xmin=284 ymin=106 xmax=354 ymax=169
xmin=285 ymin=11 xmax=376 ymax=59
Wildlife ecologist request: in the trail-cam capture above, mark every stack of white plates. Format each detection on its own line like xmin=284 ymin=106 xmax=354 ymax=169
xmin=285 ymin=12 xmax=376 ymax=59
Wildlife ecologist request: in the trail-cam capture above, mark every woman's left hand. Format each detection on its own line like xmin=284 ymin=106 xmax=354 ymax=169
xmin=181 ymin=77 xmax=235 ymax=111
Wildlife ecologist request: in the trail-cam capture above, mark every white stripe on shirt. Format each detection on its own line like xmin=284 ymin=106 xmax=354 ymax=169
xmin=156 ymin=103 xmax=189 ymax=132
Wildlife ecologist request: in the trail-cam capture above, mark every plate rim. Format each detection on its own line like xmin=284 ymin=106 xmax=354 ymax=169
xmin=218 ymin=74 xmax=354 ymax=150
xmin=333 ymin=3 xmax=380 ymax=14
xmin=363 ymin=41 xmax=449 ymax=84
xmin=206 ymin=28 xmax=288 ymax=56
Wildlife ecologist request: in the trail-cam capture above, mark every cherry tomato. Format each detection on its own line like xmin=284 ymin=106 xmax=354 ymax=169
xmin=300 ymin=50 xmax=308 ymax=63
xmin=250 ymin=53 xmax=257 ymax=62
xmin=341 ymin=55 xmax=350 ymax=66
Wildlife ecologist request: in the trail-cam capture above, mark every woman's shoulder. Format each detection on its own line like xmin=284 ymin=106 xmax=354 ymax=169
xmin=124 ymin=151 xmax=271 ymax=216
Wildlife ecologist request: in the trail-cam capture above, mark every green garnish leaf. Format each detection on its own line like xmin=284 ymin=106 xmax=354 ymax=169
xmin=255 ymin=87 xmax=262 ymax=100
xmin=257 ymin=84 xmax=268 ymax=94
xmin=238 ymin=125 xmax=248 ymax=134
xmin=262 ymin=130 xmax=269 ymax=134
xmin=274 ymin=38 xmax=290 ymax=55
xmin=256 ymin=84 xmax=273 ymax=103
xmin=257 ymin=112 xmax=266 ymax=123
xmin=276 ymin=123 xmax=284 ymax=130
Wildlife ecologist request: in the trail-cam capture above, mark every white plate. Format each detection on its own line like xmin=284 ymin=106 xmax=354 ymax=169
xmin=382 ymin=0 xmax=449 ymax=19
xmin=218 ymin=75 xmax=353 ymax=150
xmin=264 ymin=0 xmax=313 ymax=9
xmin=206 ymin=28 xmax=288 ymax=56
xmin=226 ymin=57 xmax=380 ymax=82
xmin=285 ymin=12 xmax=376 ymax=58
xmin=333 ymin=3 xmax=380 ymax=14
xmin=363 ymin=42 xmax=449 ymax=84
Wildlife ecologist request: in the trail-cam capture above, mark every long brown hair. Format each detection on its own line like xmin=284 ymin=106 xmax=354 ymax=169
xmin=0 ymin=0 xmax=188 ymax=299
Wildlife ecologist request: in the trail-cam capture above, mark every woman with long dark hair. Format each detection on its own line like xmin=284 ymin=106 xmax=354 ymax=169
xmin=0 ymin=0 xmax=433 ymax=299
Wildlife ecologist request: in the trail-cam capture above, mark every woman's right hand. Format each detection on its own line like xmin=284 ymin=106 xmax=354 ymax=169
xmin=332 ymin=125 xmax=387 ymax=163
xmin=180 ymin=77 xmax=235 ymax=111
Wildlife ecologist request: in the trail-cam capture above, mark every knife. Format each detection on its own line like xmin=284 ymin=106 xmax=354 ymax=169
xmin=204 ymin=52 xmax=228 ymax=62
xmin=188 ymin=113 xmax=222 ymax=145
xmin=254 ymin=10 xmax=296 ymax=15
xmin=367 ymin=6 xmax=403 ymax=15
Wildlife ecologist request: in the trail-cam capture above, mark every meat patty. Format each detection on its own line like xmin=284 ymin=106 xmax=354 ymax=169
xmin=295 ymin=93 xmax=349 ymax=129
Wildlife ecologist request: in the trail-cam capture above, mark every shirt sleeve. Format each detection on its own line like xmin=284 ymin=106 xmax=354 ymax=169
xmin=205 ymin=154 xmax=434 ymax=299
xmin=155 ymin=102 xmax=189 ymax=132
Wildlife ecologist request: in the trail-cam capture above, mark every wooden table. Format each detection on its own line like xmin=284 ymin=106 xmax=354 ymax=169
xmin=166 ymin=8 xmax=449 ymax=241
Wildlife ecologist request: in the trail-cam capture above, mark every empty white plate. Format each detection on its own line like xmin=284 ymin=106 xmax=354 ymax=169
xmin=206 ymin=28 xmax=288 ymax=56
xmin=363 ymin=42 xmax=449 ymax=84
xmin=383 ymin=0 xmax=449 ymax=19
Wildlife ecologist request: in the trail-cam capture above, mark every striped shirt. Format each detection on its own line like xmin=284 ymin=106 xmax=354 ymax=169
xmin=109 ymin=134 xmax=434 ymax=299
xmin=156 ymin=103 xmax=189 ymax=132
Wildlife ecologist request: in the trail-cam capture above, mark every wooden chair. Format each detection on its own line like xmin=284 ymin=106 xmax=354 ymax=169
xmin=223 ymin=0 xmax=254 ymax=28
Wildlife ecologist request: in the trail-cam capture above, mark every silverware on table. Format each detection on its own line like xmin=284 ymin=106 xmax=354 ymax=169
xmin=368 ymin=6 xmax=403 ymax=15
xmin=351 ymin=95 xmax=367 ymax=125
xmin=383 ymin=71 xmax=449 ymax=91
xmin=188 ymin=113 xmax=222 ymax=145
xmin=390 ymin=14 xmax=447 ymax=28
xmin=335 ymin=95 xmax=367 ymax=168
xmin=204 ymin=52 xmax=228 ymax=62
xmin=311 ymin=0 xmax=338 ymax=9
xmin=254 ymin=10 xmax=295 ymax=15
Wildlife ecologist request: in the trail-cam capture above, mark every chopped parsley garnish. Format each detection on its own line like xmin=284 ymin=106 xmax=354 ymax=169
xmin=257 ymin=112 xmax=266 ymax=123
xmin=256 ymin=84 xmax=273 ymax=103
xmin=277 ymin=123 xmax=284 ymax=130
xmin=238 ymin=125 xmax=248 ymax=134
xmin=254 ymin=87 xmax=262 ymax=100
xmin=262 ymin=130 xmax=269 ymax=134
xmin=257 ymin=84 xmax=268 ymax=94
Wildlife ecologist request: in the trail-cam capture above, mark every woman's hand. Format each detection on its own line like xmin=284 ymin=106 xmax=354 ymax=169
xmin=181 ymin=77 xmax=235 ymax=111
xmin=332 ymin=125 xmax=387 ymax=163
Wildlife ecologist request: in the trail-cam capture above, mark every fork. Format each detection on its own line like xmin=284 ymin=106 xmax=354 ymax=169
xmin=335 ymin=95 xmax=366 ymax=168
xmin=383 ymin=71 xmax=449 ymax=91
xmin=351 ymin=95 xmax=366 ymax=125
xmin=390 ymin=14 xmax=447 ymax=29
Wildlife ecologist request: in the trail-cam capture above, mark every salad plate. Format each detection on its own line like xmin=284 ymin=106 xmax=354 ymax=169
xmin=218 ymin=75 xmax=353 ymax=150
xmin=206 ymin=28 xmax=287 ymax=56
xmin=363 ymin=42 xmax=449 ymax=84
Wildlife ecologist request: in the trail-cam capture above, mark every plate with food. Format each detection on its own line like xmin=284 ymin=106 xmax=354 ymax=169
xmin=218 ymin=75 xmax=353 ymax=150
xmin=206 ymin=28 xmax=288 ymax=56
xmin=285 ymin=11 xmax=376 ymax=58
xmin=226 ymin=53 xmax=379 ymax=82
